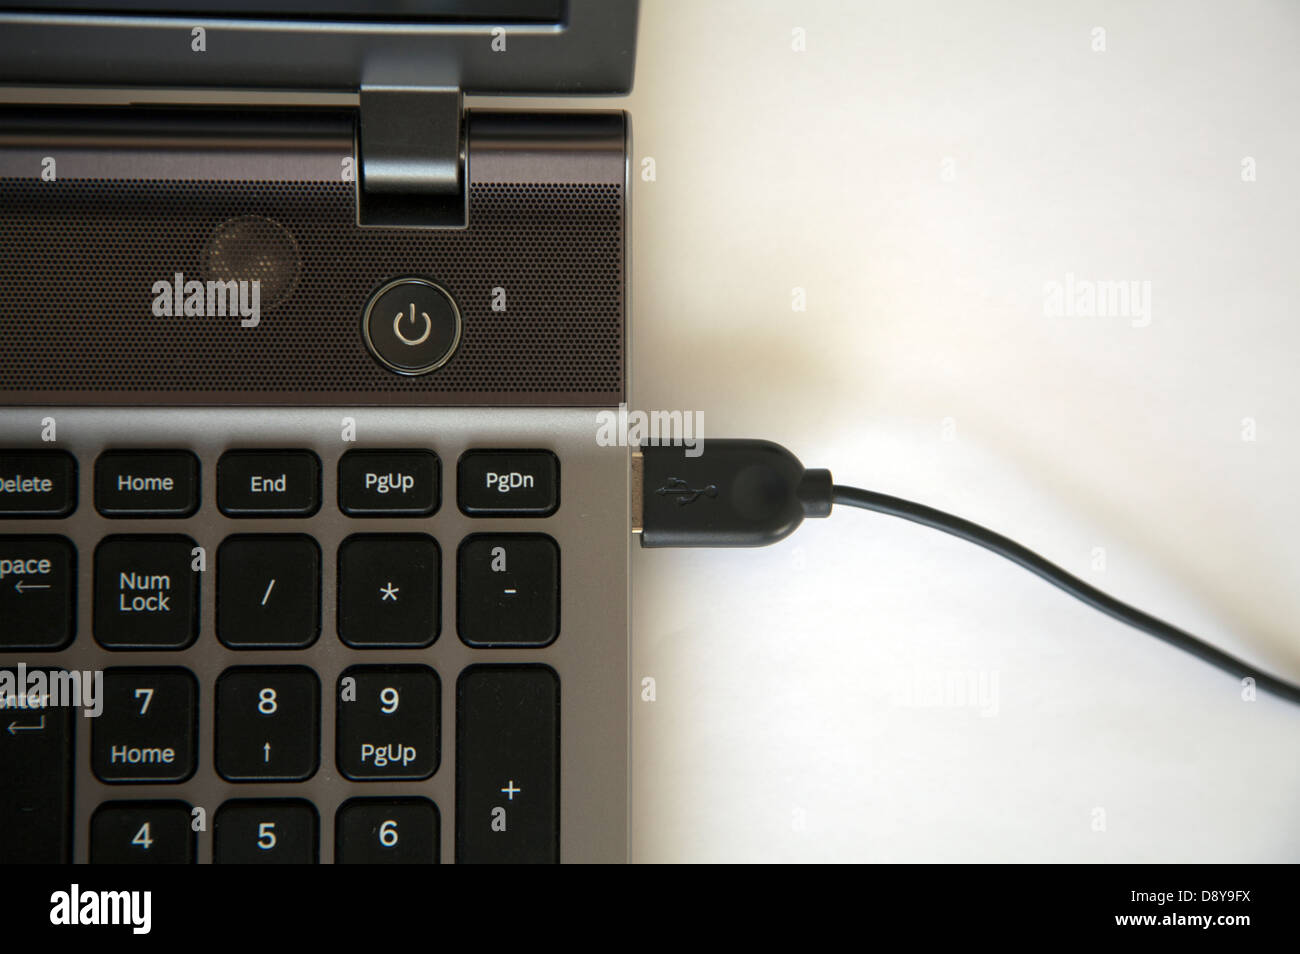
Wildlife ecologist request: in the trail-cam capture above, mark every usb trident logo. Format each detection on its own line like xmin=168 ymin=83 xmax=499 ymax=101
xmin=656 ymin=477 xmax=718 ymax=506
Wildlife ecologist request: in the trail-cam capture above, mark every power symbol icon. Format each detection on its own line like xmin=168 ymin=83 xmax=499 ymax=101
xmin=362 ymin=277 xmax=462 ymax=376
xmin=394 ymin=303 xmax=432 ymax=346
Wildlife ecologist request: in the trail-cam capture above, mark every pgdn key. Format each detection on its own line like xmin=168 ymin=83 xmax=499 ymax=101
xmin=458 ymin=450 xmax=558 ymax=517
xmin=486 ymin=471 xmax=533 ymax=492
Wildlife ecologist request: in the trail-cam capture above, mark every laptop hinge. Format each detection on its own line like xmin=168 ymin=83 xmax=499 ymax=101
xmin=357 ymin=85 xmax=467 ymax=229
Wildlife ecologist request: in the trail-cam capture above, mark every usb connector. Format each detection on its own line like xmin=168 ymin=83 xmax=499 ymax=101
xmin=630 ymin=448 xmax=644 ymax=535
xmin=632 ymin=440 xmax=832 ymax=547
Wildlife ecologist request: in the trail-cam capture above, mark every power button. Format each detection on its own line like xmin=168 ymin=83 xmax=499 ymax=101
xmin=363 ymin=278 xmax=462 ymax=375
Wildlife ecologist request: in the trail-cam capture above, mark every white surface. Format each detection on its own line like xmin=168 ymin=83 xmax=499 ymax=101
xmin=490 ymin=0 xmax=1300 ymax=861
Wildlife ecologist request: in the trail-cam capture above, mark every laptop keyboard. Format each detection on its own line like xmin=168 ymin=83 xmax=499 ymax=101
xmin=0 ymin=410 xmax=628 ymax=863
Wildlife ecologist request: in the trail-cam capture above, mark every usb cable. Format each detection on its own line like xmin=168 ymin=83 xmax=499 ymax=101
xmin=633 ymin=439 xmax=1300 ymax=706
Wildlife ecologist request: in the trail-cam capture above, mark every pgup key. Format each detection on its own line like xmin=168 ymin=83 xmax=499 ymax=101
xmin=337 ymin=666 xmax=439 ymax=781
xmin=338 ymin=451 xmax=439 ymax=517
xmin=360 ymin=742 xmax=418 ymax=768
xmin=364 ymin=472 xmax=415 ymax=495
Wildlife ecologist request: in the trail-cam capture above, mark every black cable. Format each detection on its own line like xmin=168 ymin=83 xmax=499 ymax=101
xmin=831 ymin=484 xmax=1300 ymax=706
xmin=632 ymin=440 xmax=1300 ymax=706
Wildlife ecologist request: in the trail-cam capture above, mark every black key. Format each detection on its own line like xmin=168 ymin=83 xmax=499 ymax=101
xmin=217 ymin=535 xmax=320 ymax=649
xmin=336 ymin=798 xmax=439 ymax=864
xmin=216 ymin=667 xmax=319 ymax=781
xmin=95 ymin=450 xmax=199 ymax=518
xmin=93 ymin=535 xmax=200 ymax=650
xmin=456 ymin=665 xmax=559 ymax=864
xmin=336 ymin=666 xmax=439 ymax=780
xmin=458 ymin=450 xmax=559 ymax=517
xmin=217 ymin=450 xmax=320 ymax=517
xmin=0 ymin=450 xmax=76 ymax=518
xmin=457 ymin=534 xmax=559 ymax=648
xmin=338 ymin=450 xmax=439 ymax=517
xmin=0 ymin=535 xmax=76 ymax=650
xmin=92 ymin=668 xmax=198 ymax=783
xmin=0 ymin=668 xmax=73 ymax=862
xmin=90 ymin=801 xmax=195 ymax=864
xmin=337 ymin=535 xmax=439 ymax=648
xmin=214 ymin=799 xmax=318 ymax=864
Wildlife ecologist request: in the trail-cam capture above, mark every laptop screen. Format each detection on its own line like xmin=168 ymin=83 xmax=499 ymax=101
xmin=0 ymin=1 xmax=565 ymax=21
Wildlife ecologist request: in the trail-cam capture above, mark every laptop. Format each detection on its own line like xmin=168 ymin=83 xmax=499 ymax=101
xmin=0 ymin=0 xmax=637 ymax=864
